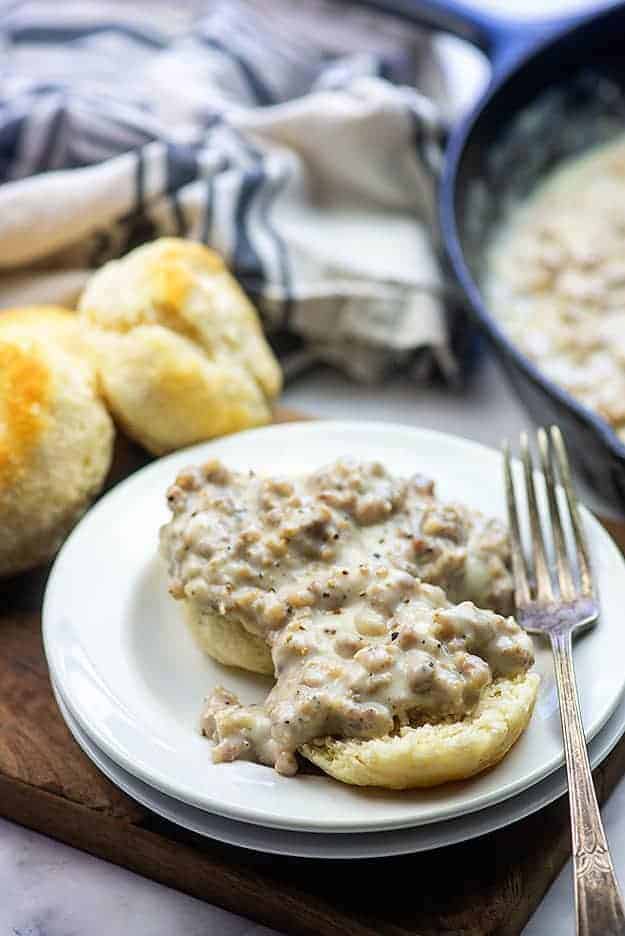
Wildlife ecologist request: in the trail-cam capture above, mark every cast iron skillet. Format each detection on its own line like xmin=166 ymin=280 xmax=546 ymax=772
xmin=364 ymin=0 xmax=625 ymax=511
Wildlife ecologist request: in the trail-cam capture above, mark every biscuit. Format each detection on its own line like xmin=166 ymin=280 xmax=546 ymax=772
xmin=184 ymin=604 xmax=274 ymax=676
xmin=79 ymin=238 xmax=282 ymax=455
xmin=0 ymin=321 xmax=114 ymax=576
xmin=301 ymin=673 xmax=539 ymax=789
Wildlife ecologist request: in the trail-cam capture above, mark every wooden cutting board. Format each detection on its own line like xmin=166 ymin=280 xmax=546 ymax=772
xmin=3 ymin=409 xmax=625 ymax=936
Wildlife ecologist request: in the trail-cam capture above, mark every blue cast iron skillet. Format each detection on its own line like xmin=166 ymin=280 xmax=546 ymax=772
xmin=364 ymin=0 xmax=625 ymax=511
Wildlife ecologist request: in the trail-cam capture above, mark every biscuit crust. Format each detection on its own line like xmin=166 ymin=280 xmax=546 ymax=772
xmin=79 ymin=238 xmax=282 ymax=454
xmin=0 ymin=325 xmax=114 ymax=577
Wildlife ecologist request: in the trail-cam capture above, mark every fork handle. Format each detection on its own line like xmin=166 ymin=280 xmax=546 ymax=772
xmin=551 ymin=630 xmax=625 ymax=935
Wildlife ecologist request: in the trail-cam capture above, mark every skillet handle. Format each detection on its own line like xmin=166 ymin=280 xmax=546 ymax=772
xmin=357 ymin=0 xmax=598 ymax=69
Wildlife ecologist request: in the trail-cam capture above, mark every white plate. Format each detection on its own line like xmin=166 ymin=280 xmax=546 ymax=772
xmin=43 ymin=421 xmax=625 ymax=833
xmin=52 ymin=674 xmax=625 ymax=859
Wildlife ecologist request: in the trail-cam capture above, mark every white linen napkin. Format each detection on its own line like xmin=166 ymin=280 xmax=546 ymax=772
xmin=0 ymin=0 xmax=459 ymax=382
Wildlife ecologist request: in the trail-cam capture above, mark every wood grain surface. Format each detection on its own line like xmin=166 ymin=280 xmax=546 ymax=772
xmin=2 ymin=411 xmax=625 ymax=936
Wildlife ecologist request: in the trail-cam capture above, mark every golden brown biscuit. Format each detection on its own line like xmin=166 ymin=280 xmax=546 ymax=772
xmin=78 ymin=238 xmax=282 ymax=455
xmin=0 ymin=325 xmax=114 ymax=577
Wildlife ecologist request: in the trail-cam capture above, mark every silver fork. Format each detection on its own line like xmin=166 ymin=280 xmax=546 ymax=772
xmin=503 ymin=426 xmax=625 ymax=936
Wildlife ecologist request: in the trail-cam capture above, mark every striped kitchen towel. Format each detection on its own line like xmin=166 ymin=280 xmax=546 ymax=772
xmin=0 ymin=0 xmax=460 ymax=382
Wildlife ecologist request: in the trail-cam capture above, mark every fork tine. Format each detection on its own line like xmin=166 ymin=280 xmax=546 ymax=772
xmin=502 ymin=440 xmax=531 ymax=607
xmin=550 ymin=426 xmax=593 ymax=596
xmin=521 ymin=431 xmax=554 ymax=602
xmin=538 ymin=428 xmax=576 ymax=601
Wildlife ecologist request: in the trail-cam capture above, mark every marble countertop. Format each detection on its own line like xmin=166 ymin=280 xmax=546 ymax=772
xmin=5 ymin=2 xmax=624 ymax=935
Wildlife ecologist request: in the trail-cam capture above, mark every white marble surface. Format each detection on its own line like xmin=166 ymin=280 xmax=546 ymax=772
xmin=5 ymin=1 xmax=625 ymax=935
xmin=0 ymin=817 xmax=274 ymax=936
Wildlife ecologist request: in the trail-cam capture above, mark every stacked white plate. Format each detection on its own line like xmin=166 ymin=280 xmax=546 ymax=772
xmin=43 ymin=422 xmax=625 ymax=859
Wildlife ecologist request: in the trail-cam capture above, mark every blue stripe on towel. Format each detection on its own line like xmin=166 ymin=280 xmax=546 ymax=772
xmin=199 ymin=172 xmax=214 ymax=245
xmin=257 ymin=169 xmax=293 ymax=327
xmin=0 ymin=113 xmax=26 ymax=181
xmin=165 ymin=142 xmax=198 ymax=192
xmin=166 ymin=144 xmax=198 ymax=236
xmin=233 ymin=165 xmax=265 ymax=291
xmin=134 ymin=147 xmax=145 ymax=211
xmin=169 ymin=190 xmax=187 ymax=236
xmin=34 ymin=100 xmax=66 ymax=172
xmin=199 ymin=35 xmax=274 ymax=106
xmin=8 ymin=23 xmax=166 ymax=49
